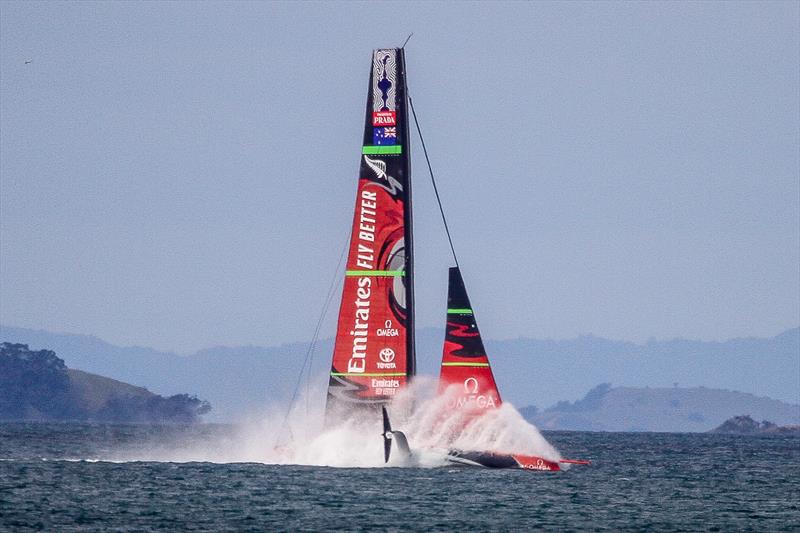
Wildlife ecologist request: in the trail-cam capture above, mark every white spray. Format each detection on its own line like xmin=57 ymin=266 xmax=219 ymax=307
xmin=106 ymin=374 xmax=560 ymax=467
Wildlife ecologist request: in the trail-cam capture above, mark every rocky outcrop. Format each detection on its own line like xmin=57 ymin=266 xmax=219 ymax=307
xmin=709 ymin=415 xmax=800 ymax=436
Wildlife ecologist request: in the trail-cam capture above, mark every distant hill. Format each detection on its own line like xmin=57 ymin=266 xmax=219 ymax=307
xmin=0 ymin=326 xmax=320 ymax=421
xmin=0 ymin=343 xmax=210 ymax=423
xmin=522 ymin=383 xmax=800 ymax=432
xmin=1 ymin=325 xmax=797 ymax=422
xmin=487 ymin=327 xmax=799 ymax=415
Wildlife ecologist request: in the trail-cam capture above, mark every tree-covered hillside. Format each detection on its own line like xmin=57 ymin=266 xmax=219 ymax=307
xmin=0 ymin=343 xmax=210 ymax=423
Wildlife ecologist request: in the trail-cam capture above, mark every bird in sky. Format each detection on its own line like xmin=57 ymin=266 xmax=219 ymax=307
xmin=24 ymin=59 xmax=32 ymax=64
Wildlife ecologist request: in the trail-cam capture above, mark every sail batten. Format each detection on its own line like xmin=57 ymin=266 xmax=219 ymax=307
xmin=325 ymin=49 xmax=414 ymax=421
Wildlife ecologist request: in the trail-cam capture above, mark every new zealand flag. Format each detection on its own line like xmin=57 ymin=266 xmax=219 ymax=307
xmin=373 ymin=127 xmax=397 ymax=146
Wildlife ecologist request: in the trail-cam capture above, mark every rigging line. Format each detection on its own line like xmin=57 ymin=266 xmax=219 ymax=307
xmin=278 ymin=231 xmax=349 ymax=440
xmin=304 ymin=236 xmax=348 ymax=415
xmin=408 ymin=95 xmax=460 ymax=268
xmin=401 ymin=33 xmax=414 ymax=49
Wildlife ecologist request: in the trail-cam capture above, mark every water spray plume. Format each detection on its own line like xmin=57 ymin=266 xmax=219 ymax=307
xmin=105 ymin=376 xmax=560 ymax=467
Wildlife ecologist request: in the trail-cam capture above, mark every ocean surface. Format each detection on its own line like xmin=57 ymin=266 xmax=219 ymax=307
xmin=0 ymin=423 xmax=798 ymax=531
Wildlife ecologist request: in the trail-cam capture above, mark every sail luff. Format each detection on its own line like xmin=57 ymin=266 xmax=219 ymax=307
xmin=399 ymin=48 xmax=415 ymax=379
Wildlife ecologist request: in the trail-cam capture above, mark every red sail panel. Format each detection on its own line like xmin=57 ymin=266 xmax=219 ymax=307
xmin=438 ymin=267 xmax=502 ymax=413
xmin=326 ymin=49 xmax=414 ymax=418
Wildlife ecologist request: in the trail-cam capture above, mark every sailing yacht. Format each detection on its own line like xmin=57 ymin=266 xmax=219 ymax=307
xmin=324 ymin=48 xmax=587 ymax=471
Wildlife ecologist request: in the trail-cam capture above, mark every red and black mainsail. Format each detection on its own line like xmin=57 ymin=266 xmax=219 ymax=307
xmin=325 ymin=48 xmax=415 ymax=421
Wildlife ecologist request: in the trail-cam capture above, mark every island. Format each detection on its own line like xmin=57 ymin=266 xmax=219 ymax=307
xmin=0 ymin=343 xmax=211 ymax=423
xmin=522 ymin=383 xmax=799 ymax=432
xmin=709 ymin=415 xmax=800 ymax=436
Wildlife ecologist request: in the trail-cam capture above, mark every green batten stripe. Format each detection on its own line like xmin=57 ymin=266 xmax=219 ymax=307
xmin=345 ymin=270 xmax=405 ymax=276
xmin=441 ymin=362 xmax=490 ymax=367
xmin=330 ymin=372 xmax=407 ymax=377
xmin=362 ymin=145 xmax=403 ymax=155
xmin=447 ymin=308 xmax=473 ymax=314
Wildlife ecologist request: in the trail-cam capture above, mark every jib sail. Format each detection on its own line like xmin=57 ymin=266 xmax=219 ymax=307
xmin=325 ymin=48 xmax=415 ymax=419
xmin=438 ymin=266 xmax=501 ymax=411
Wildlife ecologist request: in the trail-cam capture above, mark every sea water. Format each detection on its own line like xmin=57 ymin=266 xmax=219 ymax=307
xmin=0 ymin=422 xmax=798 ymax=531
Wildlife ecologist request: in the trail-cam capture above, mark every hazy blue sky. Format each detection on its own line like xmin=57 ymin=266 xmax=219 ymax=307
xmin=1 ymin=1 xmax=798 ymax=353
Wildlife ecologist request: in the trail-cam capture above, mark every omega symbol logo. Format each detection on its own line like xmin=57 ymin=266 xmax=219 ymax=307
xmin=379 ymin=348 xmax=396 ymax=363
xmin=463 ymin=377 xmax=479 ymax=394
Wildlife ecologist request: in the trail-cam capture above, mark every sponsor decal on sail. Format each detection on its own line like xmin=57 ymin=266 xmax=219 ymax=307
xmin=347 ymin=276 xmax=372 ymax=373
xmin=373 ymin=110 xmax=396 ymax=126
xmin=355 ymin=189 xmax=377 ymax=267
xmin=377 ymin=347 xmax=397 ymax=370
xmin=372 ymin=377 xmax=400 ymax=396
xmin=377 ymin=319 xmax=400 ymax=337
xmin=446 ymin=376 xmax=498 ymax=409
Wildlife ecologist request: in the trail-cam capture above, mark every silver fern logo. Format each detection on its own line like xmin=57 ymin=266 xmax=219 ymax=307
xmin=363 ymin=155 xmax=402 ymax=195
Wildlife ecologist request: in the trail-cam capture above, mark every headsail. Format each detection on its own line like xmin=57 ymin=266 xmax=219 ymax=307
xmin=325 ymin=49 xmax=415 ymax=421
xmin=439 ymin=266 xmax=501 ymax=411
